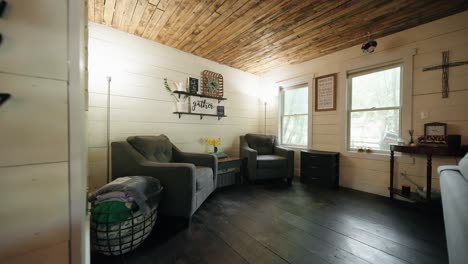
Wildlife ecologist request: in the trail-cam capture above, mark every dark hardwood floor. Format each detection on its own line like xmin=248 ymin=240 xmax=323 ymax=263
xmin=91 ymin=179 xmax=448 ymax=264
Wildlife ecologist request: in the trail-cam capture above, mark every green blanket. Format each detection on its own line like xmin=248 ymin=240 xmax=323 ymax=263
xmin=91 ymin=201 xmax=133 ymax=224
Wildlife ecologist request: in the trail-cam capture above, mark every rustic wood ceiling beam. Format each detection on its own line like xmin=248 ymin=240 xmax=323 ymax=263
xmin=194 ymin=0 xmax=292 ymax=57
xmin=182 ymin=0 xmax=256 ymax=52
xmin=127 ymin=0 xmax=149 ymax=34
xmin=166 ymin=0 xmax=228 ymax=47
xmin=242 ymin=0 xmax=464 ymax=74
xmin=88 ymin=0 xmax=468 ymax=74
xmin=173 ymin=0 xmax=237 ymax=49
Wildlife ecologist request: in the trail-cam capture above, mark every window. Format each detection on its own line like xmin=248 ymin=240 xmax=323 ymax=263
xmin=280 ymin=85 xmax=308 ymax=146
xmin=348 ymin=65 xmax=402 ymax=152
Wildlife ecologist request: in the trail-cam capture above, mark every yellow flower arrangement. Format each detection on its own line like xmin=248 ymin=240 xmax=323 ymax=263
xmin=206 ymin=137 xmax=221 ymax=147
xmin=206 ymin=137 xmax=221 ymax=153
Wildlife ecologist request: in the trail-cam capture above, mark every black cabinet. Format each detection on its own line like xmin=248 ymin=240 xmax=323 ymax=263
xmin=300 ymin=150 xmax=339 ymax=188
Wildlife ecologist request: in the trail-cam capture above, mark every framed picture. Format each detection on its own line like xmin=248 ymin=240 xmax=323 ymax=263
xmin=424 ymin=122 xmax=447 ymax=137
xmin=315 ymin=73 xmax=337 ymax=111
xmin=201 ymin=70 xmax=224 ymax=98
xmin=419 ymin=122 xmax=448 ymax=145
xmin=188 ymin=77 xmax=199 ymax=94
xmin=217 ymin=106 xmax=225 ymax=116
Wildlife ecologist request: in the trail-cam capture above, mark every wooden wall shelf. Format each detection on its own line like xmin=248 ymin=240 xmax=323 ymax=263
xmin=172 ymin=91 xmax=227 ymax=103
xmin=174 ymin=112 xmax=226 ymax=120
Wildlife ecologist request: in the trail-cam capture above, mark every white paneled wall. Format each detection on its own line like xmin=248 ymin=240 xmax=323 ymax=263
xmin=0 ymin=0 xmax=76 ymax=262
xmin=261 ymin=11 xmax=468 ymax=197
xmin=88 ymin=23 xmax=262 ymax=190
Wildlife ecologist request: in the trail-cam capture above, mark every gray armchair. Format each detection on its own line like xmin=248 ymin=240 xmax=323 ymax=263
xmin=111 ymin=135 xmax=217 ymax=222
xmin=240 ymin=134 xmax=294 ymax=185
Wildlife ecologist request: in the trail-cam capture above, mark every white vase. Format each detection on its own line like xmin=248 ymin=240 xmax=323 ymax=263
xmin=174 ymin=82 xmax=185 ymax=92
xmin=176 ymin=102 xmax=188 ymax=112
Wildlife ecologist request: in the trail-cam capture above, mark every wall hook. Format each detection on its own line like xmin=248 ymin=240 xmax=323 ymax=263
xmin=0 ymin=93 xmax=11 ymax=106
xmin=0 ymin=1 xmax=7 ymax=18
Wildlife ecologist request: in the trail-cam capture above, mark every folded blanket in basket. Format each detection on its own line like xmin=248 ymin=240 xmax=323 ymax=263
xmin=89 ymin=176 xmax=163 ymax=215
xmin=95 ymin=191 xmax=133 ymax=204
xmin=91 ymin=201 xmax=133 ymax=223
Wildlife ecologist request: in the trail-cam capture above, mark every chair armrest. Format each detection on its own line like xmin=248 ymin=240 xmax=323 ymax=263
xmin=175 ymin=151 xmax=218 ymax=186
xmin=275 ymin=146 xmax=294 ymax=159
xmin=240 ymin=136 xmax=257 ymax=179
xmin=111 ymin=141 xmax=197 ymax=217
xmin=176 ymin=152 xmax=217 ymax=168
xmin=241 ymin=146 xmax=257 ymax=160
xmin=139 ymin=161 xmax=197 ymax=217
xmin=275 ymin=146 xmax=294 ymax=179
xmin=138 ymin=161 xmax=196 ymax=190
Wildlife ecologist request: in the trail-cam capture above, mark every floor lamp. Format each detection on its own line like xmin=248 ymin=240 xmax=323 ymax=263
xmin=106 ymin=76 xmax=112 ymax=183
xmin=264 ymin=100 xmax=267 ymax=135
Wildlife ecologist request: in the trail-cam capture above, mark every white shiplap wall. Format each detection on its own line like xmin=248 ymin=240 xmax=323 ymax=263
xmin=0 ymin=0 xmax=73 ymax=263
xmin=88 ymin=23 xmax=262 ymax=190
xmin=261 ymin=11 xmax=468 ymax=197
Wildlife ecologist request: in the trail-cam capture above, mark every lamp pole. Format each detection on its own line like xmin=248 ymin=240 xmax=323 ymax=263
xmin=264 ymin=101 xmax=267 ymax=135
xmin=106 ymin=76 xmax=112 ymax=183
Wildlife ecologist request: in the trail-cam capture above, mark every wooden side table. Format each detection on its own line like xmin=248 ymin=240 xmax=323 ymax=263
xmin=389 ymin=144 xmax=463 ymax=202
xmin=217 ymin=157 xmax=246 ymax=188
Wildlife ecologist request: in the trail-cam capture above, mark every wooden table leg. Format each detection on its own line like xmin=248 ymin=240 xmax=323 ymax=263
xmin=390 ymin=150 xmax=394 ymax=199
xmin=427 ymin=154 xmax=432 ymax=201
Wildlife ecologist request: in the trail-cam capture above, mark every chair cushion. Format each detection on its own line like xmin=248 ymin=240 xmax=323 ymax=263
xmin=195 ymin=166 xmax=213 ymax=191
xmin=257 ymin=155 xmax=287 ymax=169
xmin=245 ymin=134 xmax=275 ymax=155
xmin=127 ymin=135 xmax=173 ymax=163
xmin=459 ymin=153 xmax=468 ymax=181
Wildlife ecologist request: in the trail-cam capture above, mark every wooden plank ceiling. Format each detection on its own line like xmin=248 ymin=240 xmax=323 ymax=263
xmin=88 ymin=0 xmax=468 ymax=74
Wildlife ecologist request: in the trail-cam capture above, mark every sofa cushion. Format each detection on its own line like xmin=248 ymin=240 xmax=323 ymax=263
xmin=127 ymin=135 xmax=173 ymax=163
xmin=257 ymin=155 xmax=287 ymax=169
xmin=245 ymin=134 xmax=275 ymax=155
xmin=195 ymin=166 xmax=213 ymax=191
xmin=439 ymin=168 xmax=468 ymax=263
xmin=459 ymin=153 xmax=468 ymax=181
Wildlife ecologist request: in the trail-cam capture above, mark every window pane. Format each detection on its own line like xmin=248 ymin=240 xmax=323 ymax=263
xmin=349 ymin=109 xmax=400 ymax=151
xmin=284 ymin=87 xmax=308 ymax=115
xmin=282 ymin=115 xmax=307 ymax=146
xmin=351 ymin=67 xmax=401 ymax=110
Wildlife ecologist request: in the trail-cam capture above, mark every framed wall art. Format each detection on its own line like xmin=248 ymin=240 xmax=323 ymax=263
xmin=190 ymin=97 xmax=217 ymax=115
xmin=315 ymin=73 xmax=337 ymax=111
xmin=188 ymin=77 xmax=199 ymax=94
xmin=201 ymin=70 xmax=224 ymax=98
xmin=217 ymin=106 xmax=225 ymax=116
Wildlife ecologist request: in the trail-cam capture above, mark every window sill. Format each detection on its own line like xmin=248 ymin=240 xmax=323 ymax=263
xmin=280 ymin=145 xmax=307 ymax=151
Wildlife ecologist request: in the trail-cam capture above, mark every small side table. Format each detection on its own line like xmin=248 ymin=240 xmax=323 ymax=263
xmin=389 ymin=144 xmax=463 ymax=202
xmin=217 ymin=157 xmax=245 ymax=188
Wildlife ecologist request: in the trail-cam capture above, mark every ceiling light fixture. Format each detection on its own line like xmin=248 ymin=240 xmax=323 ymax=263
xmin=361 ymin=32 xmax=377 ymax=54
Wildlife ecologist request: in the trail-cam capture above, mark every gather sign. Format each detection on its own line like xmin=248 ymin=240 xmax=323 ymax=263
xmin=191 ymin=98 xmax=217 ymax=114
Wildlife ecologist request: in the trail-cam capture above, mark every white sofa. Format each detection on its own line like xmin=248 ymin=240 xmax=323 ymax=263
xmin=438 ymin=154 xmax=468 ymax=264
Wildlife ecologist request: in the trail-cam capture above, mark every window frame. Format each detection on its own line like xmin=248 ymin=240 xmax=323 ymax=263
xmin=346 ymin=63 xmax=403 ymax=153
xmin=279 ymin=84 xmax=309 ymax=147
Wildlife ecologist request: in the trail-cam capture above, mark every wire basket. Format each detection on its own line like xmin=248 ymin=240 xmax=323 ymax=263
xmin=90 ymin=206 xmax=157 ymax=256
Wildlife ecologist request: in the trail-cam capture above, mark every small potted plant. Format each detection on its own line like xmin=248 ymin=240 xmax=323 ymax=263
xmin=206 ymin=137 xmax=221 ymax=154
xmin=164 ymin=78 xmax=189 ymax=112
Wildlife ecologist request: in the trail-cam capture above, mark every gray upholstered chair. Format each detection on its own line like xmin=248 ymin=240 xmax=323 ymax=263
xmin=240 ymin=134 xmax=294 ymax=185
xmin=111 ymin=135 xmax=217 ymax=223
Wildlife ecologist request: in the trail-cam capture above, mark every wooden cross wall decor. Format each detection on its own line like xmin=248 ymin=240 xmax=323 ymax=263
xmin=422 ymin=50 xmax=468 ymax=98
